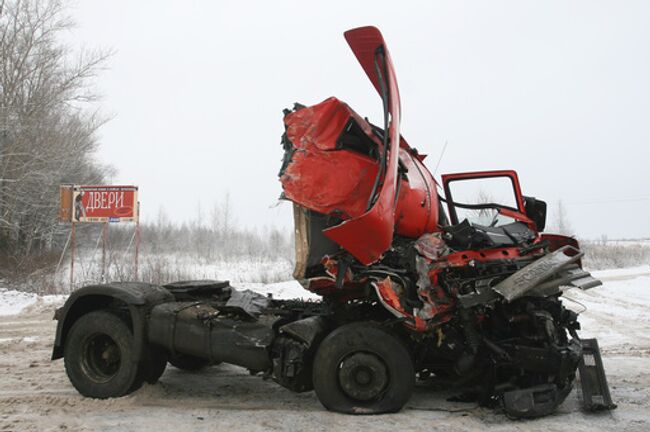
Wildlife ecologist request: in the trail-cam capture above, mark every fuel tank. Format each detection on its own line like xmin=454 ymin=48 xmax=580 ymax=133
xmin=147 ymin=302 xmax=274 ymax=372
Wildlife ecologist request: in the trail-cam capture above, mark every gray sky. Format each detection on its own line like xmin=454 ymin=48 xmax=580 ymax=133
xmin=67 ymin=0 xmax=650 ymax=239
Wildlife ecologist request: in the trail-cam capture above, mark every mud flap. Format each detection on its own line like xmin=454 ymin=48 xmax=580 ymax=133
xmin=578 ymin=338 xmax=617 ymax=411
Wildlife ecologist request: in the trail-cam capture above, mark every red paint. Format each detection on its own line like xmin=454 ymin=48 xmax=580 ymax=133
xmin=441 ymin=170 xmax=535 ymax=229
xmin=281 ymin=98 xmax=379 ymax=219
xmin=72 ymin=185 xmax=138 ymax=223
xmin=343 ymin=26 xmax=397 ymax=100
xmin=441 ymin=246 xmax=529 ymax=267
xmin=322 ymin=27 xmax=403 ymax=265
xmin=374 ymin=275 xmax=453 ymax=331
xmin=306 ymin=276 xmax=368 ymax=301
xmin=375 ymin=277 xmax=403 ymax=313
xmin=394 ymin=149 xmax=439 ymax=237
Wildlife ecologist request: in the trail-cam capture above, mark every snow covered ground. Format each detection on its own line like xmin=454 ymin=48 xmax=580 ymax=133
xmin=0 ymin=267 xmax=649 ymax=431
xmin=0 ymin=289 xmax=67 ymax=317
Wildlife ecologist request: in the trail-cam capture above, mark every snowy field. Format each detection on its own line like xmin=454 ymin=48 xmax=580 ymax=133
xmin=1 ymin=266 xmax=649 ymax=431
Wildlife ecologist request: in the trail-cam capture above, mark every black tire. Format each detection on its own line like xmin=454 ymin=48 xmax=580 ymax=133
xmin=312 ymin=322 xmax=414 ymax=414
xmin=140 ymin=346 xmax=168 ymax=384
xmin=168 ymin=354 xmax=212 ymax=371
xmin=64 ymin=310 xmax=142 ymax=398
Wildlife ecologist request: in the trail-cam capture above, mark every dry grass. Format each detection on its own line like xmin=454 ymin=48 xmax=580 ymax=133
xmin=581 ymin=241 xmax=650 ymax=270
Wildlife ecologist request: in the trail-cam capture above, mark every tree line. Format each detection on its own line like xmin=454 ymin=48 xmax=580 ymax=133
xmin=0 ymin=0 xmax=111 ymax=276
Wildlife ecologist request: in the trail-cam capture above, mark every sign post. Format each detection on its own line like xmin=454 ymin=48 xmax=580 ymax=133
xmin=101 ymin=222 xmax=108 ymax=282
xmin=60 ymin=185 xmax=140 ymax=289
xmin=70 ymin=222 xmax=76 ymax=291
xmin=135 ymin=213 xmax=140 ymax=280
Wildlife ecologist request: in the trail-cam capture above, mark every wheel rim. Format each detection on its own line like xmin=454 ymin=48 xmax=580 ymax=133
xmin=338 ymin=352 xmax=388 ymax=401
xmin=82 ymin=333 xmax=121 ymax=383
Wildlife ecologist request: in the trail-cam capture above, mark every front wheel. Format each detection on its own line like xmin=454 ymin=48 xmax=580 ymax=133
xmin=312 ymin=322 xmax=414 ymax=414
xmin=63 ymin=310 xmax=142 ymax=398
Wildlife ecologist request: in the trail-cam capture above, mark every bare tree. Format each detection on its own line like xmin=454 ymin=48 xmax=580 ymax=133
xmin=0 ymin=0 xmax=112 ymax=274
xmin=221 ymin=192 xmax=231 ymax=237
xmin=473 ymin=189 xmax=495 ymax=219
xmin=554 ymin=200 xmax=574 ymax=236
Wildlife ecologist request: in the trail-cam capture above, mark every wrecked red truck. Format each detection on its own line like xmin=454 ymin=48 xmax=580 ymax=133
xmin=52 ymin=27 xmax=615 ymax=417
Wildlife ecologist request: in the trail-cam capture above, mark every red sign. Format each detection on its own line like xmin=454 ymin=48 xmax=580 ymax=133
xmin=71 ymin=185 xmax=138 ymax=223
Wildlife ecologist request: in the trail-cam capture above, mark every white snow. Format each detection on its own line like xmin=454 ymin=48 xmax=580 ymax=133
xmin=591 ymin=265 xmax=650 ymax=279
xmin=238 ymin=280 xmax=321 ymax=301
xmin=564 ymin=270 xmax=650 ymax=350
xmin=0 ymin=288 xmax=38 ymax=316
xmin=0 ymin=288 xmax=67 ymax=316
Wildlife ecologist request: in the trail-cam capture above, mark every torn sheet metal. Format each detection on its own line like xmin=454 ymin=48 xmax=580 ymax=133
xmin=414 ymin=233 xmax=449 ymax=260
xmin=530 ymin=265 xmax=603 ymax=297
xmin=281 ymin=98 xmax=380 ymax=220
xmin=226 ymin=289 xmax=271 ymax=318
xmin=278 ymin=316 xmax=327 ymax=347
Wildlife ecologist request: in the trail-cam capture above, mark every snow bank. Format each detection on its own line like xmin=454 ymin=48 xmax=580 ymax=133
xmin=591 ymin=265 xmax=650 ymax=279
xmin=0 ymin=288 xmax=66 ymax=316
xmin=239 ymin=280 xmax=321 ymax=301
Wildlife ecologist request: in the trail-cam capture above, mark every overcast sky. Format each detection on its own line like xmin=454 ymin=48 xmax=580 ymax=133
xmin=66 ymin=0 xmax=650 ymax=239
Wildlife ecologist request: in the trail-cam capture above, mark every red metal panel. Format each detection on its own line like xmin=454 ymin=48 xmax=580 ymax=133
xmin=342 ymin=26 xmax=395 ymax=99
xmin=395 ymin=149 xmax=439 ymax=237
xmin=322 ymin=27 xmax=402 ymax=265
xmin=280 ymin=98 xmax=379 ymax=219
xmin=284 ymin=97 xmax=351 ymax=152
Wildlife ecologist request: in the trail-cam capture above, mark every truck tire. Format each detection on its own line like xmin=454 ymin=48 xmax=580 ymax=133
xmin=168 ymin=354 xmax=212 ymax=371
xmin=63 ymin=310 xmax=142 ymax=398
xmin=312 ymin=322 xmax=414 ymax=414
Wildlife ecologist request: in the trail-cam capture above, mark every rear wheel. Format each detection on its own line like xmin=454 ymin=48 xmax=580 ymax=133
xmin=64 ymin=310 xmax=142 ymax=398
xmin=312 ymin=322 xmax=414 ymax=414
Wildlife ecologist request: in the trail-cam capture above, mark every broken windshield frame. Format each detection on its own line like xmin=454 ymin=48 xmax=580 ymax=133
xmin=441 ymin=171 xmax=527 ymax=227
